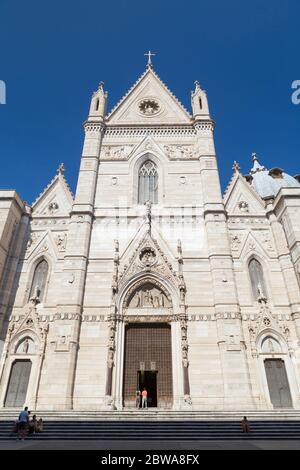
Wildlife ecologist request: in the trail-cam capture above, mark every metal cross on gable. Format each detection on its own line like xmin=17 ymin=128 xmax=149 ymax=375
xmin=144 ymin=50 xmax=156 ymax=67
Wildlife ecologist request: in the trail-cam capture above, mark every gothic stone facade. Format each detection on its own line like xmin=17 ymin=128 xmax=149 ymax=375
xmin=1 ymin=65 xmax=300 ymax=412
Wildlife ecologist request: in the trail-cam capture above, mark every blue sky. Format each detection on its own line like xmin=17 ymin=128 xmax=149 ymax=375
xmin=0 ymin=0 xmax=299 ymax=202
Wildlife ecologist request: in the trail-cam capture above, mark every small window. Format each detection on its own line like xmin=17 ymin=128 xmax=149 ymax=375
xmin=95 ymin=98 xmax=99 ymax=111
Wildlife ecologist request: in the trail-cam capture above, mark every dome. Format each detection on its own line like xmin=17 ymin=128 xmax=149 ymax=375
xmin=248 ymin=154 xmax=300 ymax=199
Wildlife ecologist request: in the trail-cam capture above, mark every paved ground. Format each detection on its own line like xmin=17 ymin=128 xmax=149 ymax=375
xmin=0 ymin=440 xmax=300 ymax=450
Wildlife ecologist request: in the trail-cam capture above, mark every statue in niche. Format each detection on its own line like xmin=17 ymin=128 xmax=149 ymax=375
xmin=22 ymin=338 xmax=29 ymax=354
xmin=30 ymin=286 xmax=40 ymax=304
xmin=152 ymin=291 xmax=165 ymax=308
xmin=268 ymin=338 xmax=275 ymax=353
xmin=144 ymin=289 xmax=154 ymax=307
xmin=133 ymin=291 xmax=143 ymax=308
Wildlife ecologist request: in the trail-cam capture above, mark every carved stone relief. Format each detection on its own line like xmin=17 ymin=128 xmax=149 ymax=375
xmin=26 ymin=232 xmax=41 ymax=250
xmin=127 ymin=283 xmax=171 ymax=309
xmin=100 ymin=145 xmax=133 ymax=160
xmin=256 ymin=230 xmax=275 ymax=252
xmin=54 ymin=233 xmax=67 ymax=251
xmin=230 ymin=233 xmax=242 ymax=251
xmin=164 ymin=145 xmax=195 ymax=159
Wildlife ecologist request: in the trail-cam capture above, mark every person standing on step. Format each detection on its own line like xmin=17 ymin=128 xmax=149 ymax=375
xmin=17 ymin=406 xmax=30 ymax=440
xmin=136 ymin=389 xmax=141 ymax=408
xmin=142 ymin=388 xmax=148 ymax=409
xmin=241 ymin=416 xmax=251 ymax=433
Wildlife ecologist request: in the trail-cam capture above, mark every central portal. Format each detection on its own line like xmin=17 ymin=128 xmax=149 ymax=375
xmin=138 ymin=371 xmax=157 ymax=407
xmin=123 ymin=323 xmax=173 ymax=408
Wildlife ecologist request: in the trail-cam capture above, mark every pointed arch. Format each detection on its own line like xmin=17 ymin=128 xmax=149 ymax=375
xmin=248 ymin=257 xmax=268 ymax=301
xmin=131 ymin=151 xmax=165 ymax=205
xmin=117 ymin=271 xmax=180 ymax=314
xmin=138 ymin=160 xmax=158 ymax=204
xmin=29 ymin=258 xmax=49 ymax=302
xmin=256 ymin=329 xmax=288 ymax=354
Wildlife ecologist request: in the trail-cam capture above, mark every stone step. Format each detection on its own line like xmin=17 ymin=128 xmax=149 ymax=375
xmin=1 ymin=410 xmax=300 ymax=421
xmin=1 ymin=420 xmax=300 ymax=441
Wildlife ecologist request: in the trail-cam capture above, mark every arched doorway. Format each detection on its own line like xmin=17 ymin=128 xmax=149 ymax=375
xmin=123 ymin=323 xmax=173 ymax=408
xmin=113 ymin=276 xmax=179 ymax=410
xmin=260 ymin=335 xmax=293 ymax=408
xmin=264 ymin=358 xmax=292 ymax=408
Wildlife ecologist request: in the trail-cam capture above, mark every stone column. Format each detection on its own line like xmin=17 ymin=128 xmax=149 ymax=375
xmin=38 ymin=120 xmax=105 ymax=410
xmin=104 ymin=240 xmax=119 ymax=406
xmin=0 ymin=201 xmax=30 ymax=355
xmin=196 ymin=123 xmax=253 ymax=408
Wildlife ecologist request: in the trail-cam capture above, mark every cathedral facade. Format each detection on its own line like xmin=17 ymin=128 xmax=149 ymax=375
xmin=1 ymin=61 xmax=300 ymax=412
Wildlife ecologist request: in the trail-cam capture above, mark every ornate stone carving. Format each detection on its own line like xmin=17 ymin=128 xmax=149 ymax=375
xmin=138 ymin=99 xmax=160 ymax=116
xmin=139 ymin=247 xmax=156 ymax=267
xmin=128 ymin=283 xmax=170 ymax=309
xmin=248 ymin=240 xmax=257 ymax=253
xmin=247 ymin=300 xmax=293 ymax=357
xmin=37 ymin=243 xmax=48 ymax=254
xmin=106 ymin=315 xmax=117 ymax=368
xmin=238 ymin=201 xmax=249 ymax=213
xmin=230 ymin=233 xmax=242 ymax=251
xmin=164 ymin=145 xmax=195 ymax=159
xmin=55 ymin=233 xmax=67 ymax=251
xmin=48 ymin=201 xmax=59 ymax=213
xmin=104 ymin=126 xmax=197 ymax=138
xmin=100 ymin=145 xmax=133 ymax=160
xmin=118 ymin=235 xmax=181 ymax=295
xmin=27 ymin=232 xmax=40 ymax=250
xmin=7 ymin=301 xmax=49 ymax=357
xmin=257 ymin=230 xmax=275 ymax=252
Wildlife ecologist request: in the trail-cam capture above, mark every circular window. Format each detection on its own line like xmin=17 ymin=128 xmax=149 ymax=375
xmin=138 ymin=99 xmax=160 ymax=116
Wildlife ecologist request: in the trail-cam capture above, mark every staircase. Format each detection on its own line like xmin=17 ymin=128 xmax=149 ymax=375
xmin=1 ymin=411 xmax=300 ymax=441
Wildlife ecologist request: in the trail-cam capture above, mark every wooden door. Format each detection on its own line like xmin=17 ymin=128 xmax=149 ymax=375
xmin=5 ymin=360 xmax=32 ymax=407
xmin=264 ymin=359 xmax=292 ymax=408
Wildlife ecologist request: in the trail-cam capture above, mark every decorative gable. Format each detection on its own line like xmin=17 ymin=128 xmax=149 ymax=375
xmin=25 ymin=229 xmax=67 ymax=261
xmin=118 ymin=232 xmax=181 ymax=291
xmin=224 ymin=172 xmax=265 ymax=216
xmin=32 ymin=167 xmax=73 ymax=217
xmin=107 ymin=67 xmax=192 ymax=125
xmin=8 ymin=301 xmax=48 ymax=354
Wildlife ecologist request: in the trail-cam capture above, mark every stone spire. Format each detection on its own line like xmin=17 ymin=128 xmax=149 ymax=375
xmin=88 ymin=81 xmax=108 ymax=121
xmin=233 ymin=161 xmax=241 ymax=173
xmin=191 ymin=80 xmax=210 ymax=120
xmin=251 ymin=152 xmax=266 ymax=174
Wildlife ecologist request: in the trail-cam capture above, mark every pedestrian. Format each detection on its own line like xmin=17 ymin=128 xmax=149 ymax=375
xmin=29 ymin=414 xmax=38 ymax=434
xmin=135 ymin=389 xmax=141 ymax=408
xmin=142 ymin=388 xmax=148 ymax=409
xmin=36 ymin=418 xmax=43 ymax=433
xmin=241 ymin=416 xmax=251 ymax=433
xmin=17 ymin=406 xmax=30 ymax=440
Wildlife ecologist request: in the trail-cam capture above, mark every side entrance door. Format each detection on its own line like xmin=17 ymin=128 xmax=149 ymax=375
xmin=264 ymin=359 xmax=293 ymax=408
xmin=4 ymin=360 xmax=32 ymax=407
